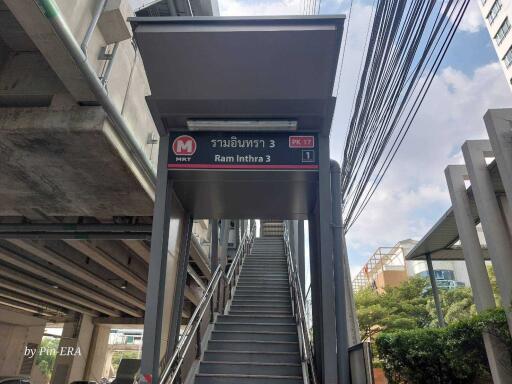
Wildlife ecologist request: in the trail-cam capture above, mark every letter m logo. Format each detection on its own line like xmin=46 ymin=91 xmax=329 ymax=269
xmin=172 ymin=135 xmax=197 ymax=156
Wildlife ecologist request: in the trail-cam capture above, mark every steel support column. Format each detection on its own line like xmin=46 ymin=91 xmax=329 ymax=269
xmin=219 ymin=220 xmax=230 ymax=270
xmin=426 ymin=253 xmax=445 ymax=327
xmin=210 ymin=220 xmax=219 ymax=272
xmin=298 ymin=220 xmax=305 ymax=293
xmin=141 ymin=135 xmax=173 ymax=382
xmin=308 ymin=214 xmax=323 ymax=377
xmin=316 ymin=134 xmax=338 ymax=383
xmin=167 ymin=215 xmax=194 ymax=354
xmin=329 ymin=160 xmax=350 ymax=383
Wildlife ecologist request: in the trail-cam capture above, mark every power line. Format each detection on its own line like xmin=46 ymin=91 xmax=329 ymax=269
xmin=340 ymin=0 xmax=470 ymax=231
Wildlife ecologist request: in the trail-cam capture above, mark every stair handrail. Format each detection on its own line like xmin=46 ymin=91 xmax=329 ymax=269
xmin=159 ymin=222 xmax=256 ymax=384
xmin=283 ymin=222 xmax=318 ymax=384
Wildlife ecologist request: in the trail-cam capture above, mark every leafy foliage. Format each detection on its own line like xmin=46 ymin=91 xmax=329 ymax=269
xmin=35 ymin=337 xmax=60 ymax=379
xmin=376 ymin=309 xmax=511 ymax=384
xmin=355 ymin=277 xmax=431 ymax=340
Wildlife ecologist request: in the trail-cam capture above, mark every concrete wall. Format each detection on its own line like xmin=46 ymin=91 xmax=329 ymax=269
xmin=0 ymin=0 xmax=159 ymax=215
xmin=0 ymin=308 xmax=45 ymax=379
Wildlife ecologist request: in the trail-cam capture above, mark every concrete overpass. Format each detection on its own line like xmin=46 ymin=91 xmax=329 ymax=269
xmin=0 ymin=0 xmax=217 ymax=381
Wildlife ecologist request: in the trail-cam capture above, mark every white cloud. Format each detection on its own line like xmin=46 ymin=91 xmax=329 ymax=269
xmin=458 ymin=0 xmax=485 ymax=33
xmin=218 ymin=0 xmax=304 ymax=16
xmin=344 ymin=62 xmax=512 ymax=268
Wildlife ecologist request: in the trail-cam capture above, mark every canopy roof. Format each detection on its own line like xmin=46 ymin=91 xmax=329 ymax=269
xmin=130 ymin=16 xmax=345 ymax=135
xmin=406 ymin=161 xmax=503 ymax=261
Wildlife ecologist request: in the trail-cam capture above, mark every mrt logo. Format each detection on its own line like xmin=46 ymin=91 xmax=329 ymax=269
xmin=172 ymin=135 xmax=197 ymax=156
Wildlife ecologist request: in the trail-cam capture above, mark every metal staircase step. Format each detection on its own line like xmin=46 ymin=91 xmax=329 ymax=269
xmin=233 ymin=292 xmax=291 ymax=299
xmin=207 ymin=340 xmax=299 ymax=352
xmin=217 ymin=314 xmax=295 ymax=324
xmin=195 ymin=373 xmax=302 ymax=384
xmin=203 ymin=350 xmax=300 ymax=364
xmin=230 ymin=304 xmax=292 ymax=312
xmin=198 ymin=361 xmax=301 ymax=376
xmin=231 ymin=299 xmax=291 ymax=306
xmin=215 ymin=322 xmax=297 ymax=333
xmin=211 ymin=330 xmax=298 ymax=342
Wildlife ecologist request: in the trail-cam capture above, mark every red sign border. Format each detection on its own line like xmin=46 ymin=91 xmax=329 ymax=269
xmin=288 ymin=135 xmax=315 ymax=149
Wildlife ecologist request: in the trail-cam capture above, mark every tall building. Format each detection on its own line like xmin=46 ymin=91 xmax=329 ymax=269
xmin=352 ymin=239 xmax=472 ymax=292
xmin=478 ymin=0 xmax=512 ymax=89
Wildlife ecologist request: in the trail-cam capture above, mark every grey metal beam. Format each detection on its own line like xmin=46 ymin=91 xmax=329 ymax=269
xmin=298 ymin=220 xmax=305 ymax=293
xmin=63 ymin=240 xmax=147 ymax=292
xmin=426 ymin=253 xmax=445 ymax=327
xmin=317 ymin=134 xmax=337 ymax=383
xmin=141 ymin=134 xmax=173 ymax=382
xmin=308 ymin=214 xmax=323 ymax=378
xmin=330 ymin=160 xmax=350 ymax=383
xmin=0 ymin=263 xmax=120 ymax=316
xmin=219 ymin=220 xmax=229 ymax=269
xmin=210 ymin=220 xmax=219 ymax=272
xmin=6 ymin=239 xmax=145 ymax=310
xmin=168 ymin=215 xmax=193 ymax=355
xmin=0 ymin=245 xmax=143 ymax=317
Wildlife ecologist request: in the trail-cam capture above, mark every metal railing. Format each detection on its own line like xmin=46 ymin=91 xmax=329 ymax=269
xmin=158 ymin=222 xmax=256 ymax=384
xmin=283 ymin=222 xmax=318 ymax=384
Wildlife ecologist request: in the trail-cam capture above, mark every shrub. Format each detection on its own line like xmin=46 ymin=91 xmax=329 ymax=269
xmin=375 ymin=309 xmax=511 ymax=384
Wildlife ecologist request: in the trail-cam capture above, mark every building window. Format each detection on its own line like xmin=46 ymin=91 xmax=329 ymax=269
xmin=487 ymin=0 xmax=503 ymax=25
xmin=504 ymin=45 xmax=512 ymax=67
xmin=495 ymin=18 xmax=511 ymax=45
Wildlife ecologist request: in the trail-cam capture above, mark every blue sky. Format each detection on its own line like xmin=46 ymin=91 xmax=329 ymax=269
xmin=130 ymin=0 xmax=512 ymax=277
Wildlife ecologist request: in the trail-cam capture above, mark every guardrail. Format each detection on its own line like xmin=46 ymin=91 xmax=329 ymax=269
xmin=283 ymin=222 xmax=318 ymax=384
xmin=158 ymin=222 xmax=256 ymax=384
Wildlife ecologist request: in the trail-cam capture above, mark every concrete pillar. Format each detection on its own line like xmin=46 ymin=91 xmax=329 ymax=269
xmin=462 ymin=140 xmax=512 ymax=333
xmin=445 ymin=165 xmax=496 ymax=311
xmin=84 ymin=325 xmax=111 ymax=381
xmin=445 ymin=165 xmax=512 ymax=382
xmin=485 ymin=109 xmax=512 ymax=213
xmin=51 ymin=314 xmax=95 ymax=384
xmin=0 ymin=308 xmax=45 ymax=377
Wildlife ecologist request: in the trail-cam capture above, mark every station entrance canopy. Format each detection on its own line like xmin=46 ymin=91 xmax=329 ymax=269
xmin=130 ymin=16 xmax=345 ymax=219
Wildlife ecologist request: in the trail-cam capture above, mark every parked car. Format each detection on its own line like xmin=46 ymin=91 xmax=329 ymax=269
xmin=0 ymin=377 xmax=30 ymax=384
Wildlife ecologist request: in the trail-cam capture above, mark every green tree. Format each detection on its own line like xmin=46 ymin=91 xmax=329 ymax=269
xmin=35 ymin=337 xmax=60 ymax=380
xmin=426 ymin=287 xmax=476 ymax=326
xmin=354 ymin=277 xmax=431 ymax=340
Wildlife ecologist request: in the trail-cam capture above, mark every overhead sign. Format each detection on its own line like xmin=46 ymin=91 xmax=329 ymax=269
xmin=168 ymin=132 xmax=318 ymax=171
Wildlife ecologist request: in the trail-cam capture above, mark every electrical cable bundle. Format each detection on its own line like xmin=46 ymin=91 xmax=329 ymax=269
xmin=340 ymin=0 xmax=470 ymax=231
xmin=303 ymin=0 xmax=321 ymax=15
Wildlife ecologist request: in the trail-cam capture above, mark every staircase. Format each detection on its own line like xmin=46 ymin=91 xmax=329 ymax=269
xmin=194 ymin=235 xmax=303 ymax=384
